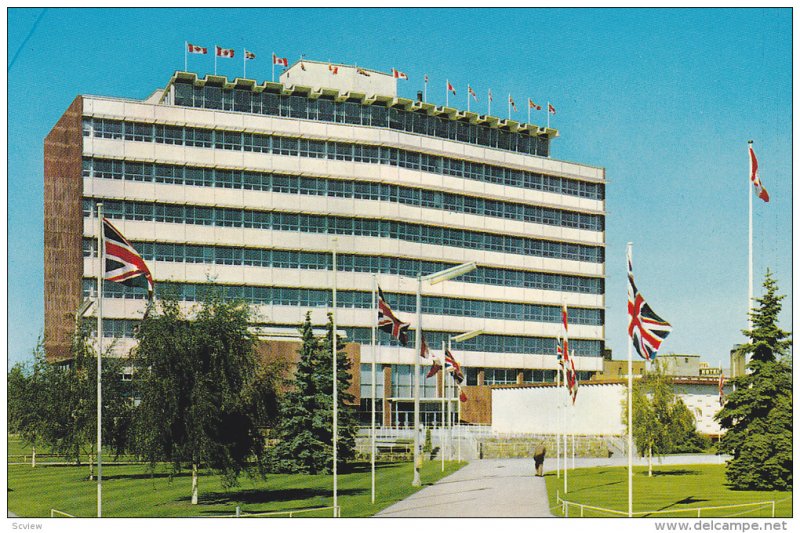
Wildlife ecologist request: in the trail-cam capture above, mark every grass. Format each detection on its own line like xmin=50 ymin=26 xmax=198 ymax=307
xmin=8 ymin=459 xmax=464 ymax=518
xmin=545 ymin=464 xmax=792 ymax=518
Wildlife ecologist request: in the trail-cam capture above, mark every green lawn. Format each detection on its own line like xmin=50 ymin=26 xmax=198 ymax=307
xmin=545 ymin=464 xmax=792 ymax=518
xmin=8 ymin=460 xmax=463 ymax=518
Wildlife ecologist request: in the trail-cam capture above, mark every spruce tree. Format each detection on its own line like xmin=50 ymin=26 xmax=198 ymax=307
xmin=716 ymin=271 xmax=792 ymax=490
xmin=268 ymin=312 xmax=328 ymax=473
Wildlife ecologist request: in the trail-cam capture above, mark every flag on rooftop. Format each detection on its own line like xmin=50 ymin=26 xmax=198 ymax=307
xmin=273 ymin=53 xmax=288 ymax=66
xmin=244 ymin=50 xmax=256 ymax=60
xmin=215 ymin=46 xmax=234 ymax=58
xmin=627 ymin=248 xmax=672 ymax=361
xmin=468 ymin=85 xmax=478 ymax=101
xmin=488 ymin=88 xmax=493 ymax=102
xmin=528 ymin=98 xmax=541 ymax=110
xmin=548 ymin=102 xmax=557 ymax=114
xmin=392 ymin=68 xmax=408 ymax=80
xmin=509 ymin=94 xmax=517 ymax=112
xmin=187 ymin=43 xmax=207 ymax=54
xmin=328 ymin=63 xmax=339 ymax=75
xmin=748 ymin=142 xmax=770 ymax=202
xmin=103 ymin=218 xmax=154 ymax=298
xmin=357 ymin=67 xmax=371 ymax=77
xmin=447 ymin=80 xmax=456 ymax=95
xmin=377 ymin=287 xmax=410 ymax=346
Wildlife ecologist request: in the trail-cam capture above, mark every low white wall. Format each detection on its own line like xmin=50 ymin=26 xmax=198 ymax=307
xmin=492 ymin=383 xmax=626 ymax=435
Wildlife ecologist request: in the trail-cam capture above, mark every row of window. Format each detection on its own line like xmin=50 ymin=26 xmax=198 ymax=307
xmin=83 ymin=118 xmax=604 ymax=201
xmin=88 ymin=318 xmax=603 ymax=358
xmin=83 ymin=278 xmax=604 ymax=325
xmin=84 ymin=158 xmax=604 ymax=232
xmin=173 ymin=80 xmax=551 ymax=157
xmin=84 ymin=199 xmax=604 ymax=263
xmin=82 ymin=237 xmax=604 ymax=294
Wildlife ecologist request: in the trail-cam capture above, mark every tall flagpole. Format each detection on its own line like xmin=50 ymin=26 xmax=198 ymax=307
xmin=556 ymin=364 xmax=561 ymax=479
xmin=184 ymin=42 xmax=188 ymax=72
xmin=370 ymin=275 xmax=377 ymax=504
xmin=272 ymin=53 xmax=275 ymax=83
xmin=488 ymin=89 xmax=492 ymax=116
xmin=563 ymin=362 xmax=568 ymax=495
xmin=332 ymin=238 xmax=338 ymax=517
xmin=445 ymin=80 xmax=449 ymax=108
xmin=507 ymin=95 xmax=511 ymax=120
xmin=412 ymin=276 xmax=422 ymax=486
xmin=747 ymin=141 xmax=754 ymax=341
xmin=243 ymin=49 xmax=246 ymax=79
xmin=440 ymin=340 xmax=446 ymax=472
xmin=96 ymin=203 xmax=104 ymax=518
xmin=466 ymin=86 xmax=470 ymax=113
xmin=627 ymin=242 xmax=634 ymax=518
xmin=527 ymin=100 xmax=531 ymax=124
xmin=214 ymin=45 xmax=217 ymax=76
xmin=423 ymin=75 xmax=428 ymax=103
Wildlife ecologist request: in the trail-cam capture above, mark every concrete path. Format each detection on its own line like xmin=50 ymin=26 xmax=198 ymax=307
xmin=376 ymin=459 xmax=552 ymax=518
xmin=375 ymin=454 xmax=730 ymax=518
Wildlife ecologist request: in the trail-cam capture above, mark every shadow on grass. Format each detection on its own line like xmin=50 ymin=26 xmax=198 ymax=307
xmin=186 ymin=486 xmax=365 ymax=509
xmin=103 ymin=471 xmax=193 ymax=481
xmin=649 ymin=469 xmax=701 ymax=477
xmin=641 ymin=496 xmax=710 ymax=517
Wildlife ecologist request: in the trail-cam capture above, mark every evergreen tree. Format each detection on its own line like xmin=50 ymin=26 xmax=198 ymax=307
xmin=317 ymin=313 xmax=359 ymax=471
xmin=267 ymin=312 xmax=328 ymax=473
xmin=716 ymin=271 xmax=792 ymax=490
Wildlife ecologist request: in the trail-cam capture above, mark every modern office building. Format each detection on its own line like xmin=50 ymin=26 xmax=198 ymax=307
xmin=44 ymin=60 xmax=606 ymax=426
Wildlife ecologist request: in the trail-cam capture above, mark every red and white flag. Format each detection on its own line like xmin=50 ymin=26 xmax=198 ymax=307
xmin=216 ymin=46 xmax=234 ymax=58
xmin=392 ymin=68 xmax=408 ymax=80
xmin=528 ymin=98 xmax=541 ymax=110
xmin=187 ymin=43 xmax=207 ymax=55
xmin=509 ymin=94 xmax=517 ymax=112
xmin=244 ymin=50 xmax=256 ymax=60
xmin=272 ymin=53 xmax=288 ymax=67
xmin=468 ymin=85 xmax=478 ymax=101
xmin=748 ymin=142 xmax=770 ymax=202
xmin=548 ymin=102 xmax=557 ymax=115
xmin=447 ymin=80 xmax=456 ymax=95
xmin=328 ymin=63 xmax=339 ymax=75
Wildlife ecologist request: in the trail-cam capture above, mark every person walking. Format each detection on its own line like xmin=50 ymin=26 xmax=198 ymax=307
xmin=534 ymin=443 xmax=546 ymax=477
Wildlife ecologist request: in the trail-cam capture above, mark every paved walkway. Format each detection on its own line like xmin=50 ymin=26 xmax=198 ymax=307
xmin=375 ymin=454 xmax=730 ymax=518
xmin=376 ymin=459 xmax=552 ymax=518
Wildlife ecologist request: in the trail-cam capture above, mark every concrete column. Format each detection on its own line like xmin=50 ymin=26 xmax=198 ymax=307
xmin=477 ymin=368 xmax=485 ymax=386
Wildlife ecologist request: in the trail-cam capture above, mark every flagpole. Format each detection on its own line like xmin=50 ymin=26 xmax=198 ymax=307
xmin=370 ymin=274 xmax=377 ymax=504
xmin=243 ymin=49 xmax=246 ymax=79
xmin=412 ymin=276 xmax=422 ymax=486
xmin=423 ymin=76 xmax=428 ymax=103
xmin=446 ymin=80 xmax=449 ymax=108
xmin=507 ymin=95 xmax=511 ymax=120
xmin=96 ymin=203 xmax=104 ymax=518
xmin=272 ymin=52 xmax=275 ymax=83
xmin=528 ymin=100 xmax=531 ymax=124
xmin=332 ymin=238 xmax=338 ymax=517
xmin=447 ymin=338 xmax=452 ymax=462
xmin=627 ymin=242 xmax=634 ymax=518
xmin=547 ymin=102 xmax=551 ymax=129
xmin=747 ymin=141 xmax=753 ymax=346
xmin=556 ymin=364 xmax=561 ymax=479
xmin=440 ymin=340 xmax=446 ymax=471
xmin=563 ymin=359 xmax=568 ymax=495
xmin=184 ymin=42 xmax=187 ymax=72
xmin=488 ymin=90 xmax=492 ymax=116
xmin=467 ymin=87 xmax=470 ymax=113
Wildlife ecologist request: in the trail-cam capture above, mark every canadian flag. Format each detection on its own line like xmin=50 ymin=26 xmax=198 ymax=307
xmin=272 ymin=54 xmax=288 ymax=67
xmin=447 ymin=80 xmax=456 ymax=95
xmin=528 ymin=98 xmax=541 ymax=110
xmin=748 ymin=142 xmax=770 ymax=202
xmin=216 ymin=46 xmax=234 ymax=58
xmin=187 ymin=43 xmax=207 ymax=55
xmin=392 ymin=68 xmax=408 ymax=80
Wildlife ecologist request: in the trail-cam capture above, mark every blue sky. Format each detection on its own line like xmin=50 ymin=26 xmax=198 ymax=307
xmin=7 ymin=8 xmax=792 ymax=368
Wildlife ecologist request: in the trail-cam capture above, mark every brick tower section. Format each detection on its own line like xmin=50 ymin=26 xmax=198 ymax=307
xmin=44 ymin=96 xmax=84 ymax=362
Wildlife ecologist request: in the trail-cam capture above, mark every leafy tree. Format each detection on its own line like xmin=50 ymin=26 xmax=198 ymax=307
xmin=8 ymin=329 xmax=133 ymax=477
xmin=268 ymin=312 xmax=358 ymax=474
xmin=624 ymin=366 xmax=707 ymax=475
xmin=132 ymin=292 xmax=274 ymax=504
xmin=716 ymin=271 xmax=792 ymax=490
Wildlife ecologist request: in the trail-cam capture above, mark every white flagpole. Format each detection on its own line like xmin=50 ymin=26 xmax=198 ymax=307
xmin=332 ymin=238 xmax=338 ymax=517
xmin=243 ymin=49 xmax=246 ymax=79
xmin=547 ymin=101 xmax=551 ymax=129
xmin=488 ymin=90 xmax=492 ymax=116
xmin=272 ymin=53 xmax=275 ymax=83
xmin=446 ymin=80 xmax=449 ymax=108
xmin=447 ymin=339 xmax=452 ymax=462
xmin=747 ymin=141 xmax=754 ymax=344
xmin=214 ymin=46 xmax=217 ymax=76
xmin=96 ymin=203 xmax=104 ymax=517
xmin=627 ymin=242 xmax=634 ymax=518
xmin=412 ymin=277 xmax=422 ymax=486
xmin=528 ymin=100 xmax=531 ymax=124
xmin=467 ymin=87 xmax=470 ymax=113
xmin=370 ymin=275 xmax=377 ymax=504
xmin=556 ymin=365 xmax=561 ymax=479
xmin=507 ymin=95 xmax=511 ymax=120
xmin=441 ymin=340 xmax=446 ymax=471
xmin=563 ymin=362 xmax=568 ymax=495
xmin=184 ymin=42 xmax=187 ymax=72
xmin=424 ymin=76 xmax=428 ymax=103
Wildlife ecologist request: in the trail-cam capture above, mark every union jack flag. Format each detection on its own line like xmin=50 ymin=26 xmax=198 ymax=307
xmin=444 ymin=349 xmax=464 ymax=384
xmin=103 ymin=218 xmax=154 ymax=296
xmin=627 ymin=248 xmax=672 ymax=361
xmin=377 ymin=287 xmax=410 ymax=346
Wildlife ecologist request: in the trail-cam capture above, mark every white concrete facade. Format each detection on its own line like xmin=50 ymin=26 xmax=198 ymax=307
xmin=76 ymin=71 xmax=607 ymax=390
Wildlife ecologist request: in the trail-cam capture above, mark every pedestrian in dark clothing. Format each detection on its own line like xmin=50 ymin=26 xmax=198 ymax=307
xmin=534 ymin=443 xmax=546 ymax=477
